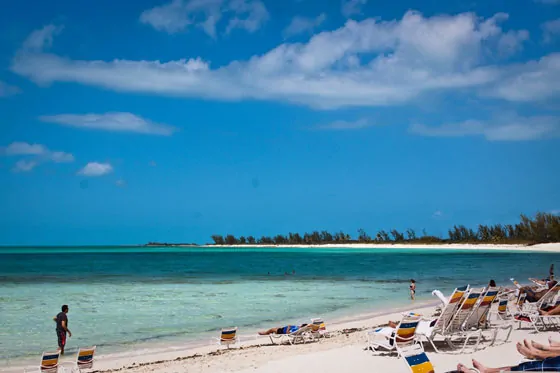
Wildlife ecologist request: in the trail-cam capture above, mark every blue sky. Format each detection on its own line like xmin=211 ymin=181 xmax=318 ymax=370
xmin=0 ymin=0 xmax=559 ymax=245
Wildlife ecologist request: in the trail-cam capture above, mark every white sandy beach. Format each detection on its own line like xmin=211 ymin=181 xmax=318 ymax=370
xmin=9 ymin=301 xmax=560 ymax=373
xmin=204 ymin=243 xmax=560 ymax=253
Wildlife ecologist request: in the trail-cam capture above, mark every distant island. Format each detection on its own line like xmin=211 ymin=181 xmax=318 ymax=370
xmin=145 ymin=212 xmax=559 ymax=247
xmin=145 ymin=242 xmax=199 ymax=247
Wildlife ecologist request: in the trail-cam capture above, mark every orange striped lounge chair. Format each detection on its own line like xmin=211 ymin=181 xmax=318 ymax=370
xmin=444 ymin=287 xmax=486 ymax=352
xmin=496 ymin=297 xmax=510 ymax=320
xmin=416 ymin=285 xmax=469 ymax=353
xmin=467 ymin=287 xmax=513 ymax=347
xmin=310 ymin=318 xmax=329 ymax=339
xmin=215 ymin=327 xmax=239 ymax=348
xmin=401 ymin=343 xmax=435 ymax=373
xmin=73 ymin=346 xmax=96 ymax=372
xmin=367 ymin=313 xmax=422 ymax=358
xmin=24 ymin=351 xmax=61 ymax=373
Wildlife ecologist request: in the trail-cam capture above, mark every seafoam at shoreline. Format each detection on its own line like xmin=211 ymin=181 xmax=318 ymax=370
xmin=201 ymin=242 xmax=560 ymax=252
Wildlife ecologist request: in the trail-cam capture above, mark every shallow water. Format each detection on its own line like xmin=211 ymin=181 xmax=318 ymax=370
xmin=0 ymin=246 xmax=557 ymax=363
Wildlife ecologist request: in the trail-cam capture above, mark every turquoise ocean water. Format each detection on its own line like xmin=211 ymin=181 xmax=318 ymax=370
xmin=1 ymin=246 xmax=558 ymax=366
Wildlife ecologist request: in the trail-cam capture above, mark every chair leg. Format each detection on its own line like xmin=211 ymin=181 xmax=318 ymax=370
xmin=426 ymin=336 xmax=441 ymax=353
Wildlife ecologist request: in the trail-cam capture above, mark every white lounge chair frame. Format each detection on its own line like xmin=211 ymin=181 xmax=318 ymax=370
xmin=269 ymin=325 xmax=313 ymax=345
xmin=24 ymin=351 xmax=61 ymax=373
xmin=212 ymin=327 xmax=240 ymax=348
xmin=366 ymin=313 xmax=422 ymax=358
xmin=416 ymin=285 xmax=469 ymax=353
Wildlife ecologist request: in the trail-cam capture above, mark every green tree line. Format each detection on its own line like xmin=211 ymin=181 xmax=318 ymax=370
xmin=209 ymin=212 xmax=560 ymax=245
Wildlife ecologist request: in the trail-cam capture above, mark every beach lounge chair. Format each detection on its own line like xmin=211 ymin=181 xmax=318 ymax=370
xmin=443 ymin=287 xmax=486 ymax=353
xmin=466 ymin=287 xmax=513 ymax=347
xmin=400 ymin=343 xmax=435 ymax=373
xmin=24 ymin=351 xmax=61 ymax=373
xmin=310 ymin=318 xmax=329 ymax=339
xmin=515 ymin=285 xmax=560 ymax=332
xmin=213 ymin=327 xmax=240 ymax=348
xmin=367 ymin=313 xmax=422 ymax=358
xmin=416 ymin=285 xmax=469 ymax=353
xmin=59 ymin=347 xmax=96 ymax=373
xmin=511 ymin=293 xmax=527 ymax=315
xmin=496 ymin=297 xmax=511 ymax=320
xmin=269 ymin=324 xmax=313 ymax=345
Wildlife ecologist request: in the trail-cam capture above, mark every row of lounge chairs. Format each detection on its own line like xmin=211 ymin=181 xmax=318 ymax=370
xmin=511 ymin=282 xmax=560 ymax=332
xmin=25 ymin=347 xmax=96 ymax=373
xmin=215 ymin=317 xmax=330 ymax=348
xmin=27 ymin=318 xmax=328 ymax=372
xmin=366 ymin=281 xmax=560 ymax=373
xmin=27 ymin=281 xmax=560 ymax=373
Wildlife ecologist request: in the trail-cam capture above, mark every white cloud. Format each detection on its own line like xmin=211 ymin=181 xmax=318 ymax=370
xmin=12 ymin=160 xmax=38 ymax=173
xmin=542 ymin=18 xmax=560 ymax=43
xmin=0 ymin=81 xmax=21 ymax=97
xmin=22 ymin=24 xmax=62 ymax=51
xmin=226 ymin=0 xmax=269 ymax=33
xmin=432 ymin=210 xmax=443 ymax=218
xmin=341 ymin=0 xmax=367 ymax=18
xmin=316 ymin=118 xmax=373 ymax=130
xmin=78 ymin=162 xmax=113 ymax=177
xmin=2 ymin=142 xmax=74 ymax=172
xmin=283 ymin=14 xmax=326 ymax=38
xmin=140 ymin=0 xmax=267 ymax=37
xmin=149 ymin=160 xmax=157 ymax=167
xmin=12 ymin=12 xmax=546 ymax=110
xmin=4 ymin=142 xmax=46 ymax=155
xmin=409 ymin=115 xmax=560 ymax=141
xmin=40 ymin=112 xmax=177 ymax=136
xmin=116 ymin=179 xmax=126 ymax=187
xmin=497 ymin=29 xmax=529 ymax=57
xmin=482 ymin=53 xmax=560 ymax=102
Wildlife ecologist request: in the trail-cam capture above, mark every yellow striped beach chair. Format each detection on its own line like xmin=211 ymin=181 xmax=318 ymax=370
xmin=367 ymin=313 xmax=422 ymax=358
xmin=497 ymin=298 xmax=510 ymax=319
xmin=445 ymin=287 xmax=486 ymax=352
xmin=24 ymin=351 xmax=61 ymax=373
xmin=467 ymin=287 xmax=500 ymax=329
xmin=215 ymin=327 xmax=239 ymax=348
xmin=310 ymin=318 xmax=329 ymax=339
xmin=416 ymin=285 xmax=469 ymax=353
xmin=401 ymin=343 xmax=435 ymax=373
xmin=74 ymin=346 xmax=96 ymax=371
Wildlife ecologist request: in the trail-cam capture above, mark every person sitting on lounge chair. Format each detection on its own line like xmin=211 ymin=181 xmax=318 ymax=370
xmin=518 ymin=279 xmax=556 ymax=303
xmin=455 ymin=338 xmax=560 ymax=372
xmin=258 ymin=323 xmax=308 ymax=335
xmin=539 ymin=303 xmax=560 ymax=316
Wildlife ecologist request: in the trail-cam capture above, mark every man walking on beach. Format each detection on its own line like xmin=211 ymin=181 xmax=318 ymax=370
xmin=53 ymin=305 xmax=71 ymax=354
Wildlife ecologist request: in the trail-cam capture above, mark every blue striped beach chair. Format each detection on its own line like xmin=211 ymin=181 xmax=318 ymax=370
xmin=416 ymin=285 xmax=469 ymax=353
xmin=310 ymin=318 xmax=329 ymax=339
xmin=269 ymin=324 xmax=314 ymax=345
xmin=469 ymin=287 xmax=513 ymax=347
xmin=214 ymin=327 xmax=240 ymax=348
xmin=465 ymin=287 xmax=500 ymax=329
xmin=24 ymin=351 xmax=61 ymax=373
xmin=445 ymin=287 xmax=486 ymax=352
xmin=367 ymin=313 xmax=422 ymax=358
xmin=400 ymin=343 xmax=435 ymax=373
xmin=74 ymin=346 xmax=96 ymax=372
xmin=496 ymin=297 xmax=510 ymax=320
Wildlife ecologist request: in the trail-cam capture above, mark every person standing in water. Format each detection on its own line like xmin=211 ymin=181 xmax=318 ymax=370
xmin=410 ymin=279 xmax=416 ymax=300
xmin=53 ymin=305 xmax=71 ymax=354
